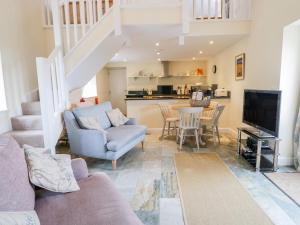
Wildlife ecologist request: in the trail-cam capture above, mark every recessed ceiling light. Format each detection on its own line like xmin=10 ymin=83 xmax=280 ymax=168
xmin=199 ymin=51 xmax=203 ymax=54
xmin=155 ymin=42 xmax=160 ymax=46
xmin=114 ymin=53 xmax=119 ymax=57
xmin=209 ymin=40 xmax=214 ymax=45
xmin=156 ymin=52 xmax=161 ymax=55
xmin=123 ymin=58 xmax=127 ymax=62
xmin=192 ymin=57 xmax=196 ymax=60
xmin=157 ymin=58 xmax=161 ymax=61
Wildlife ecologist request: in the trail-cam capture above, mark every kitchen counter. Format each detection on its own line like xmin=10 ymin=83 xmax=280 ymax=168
xmin=126 ymin=97 xmax=231 ymax=129
xmin=125 ymin=95 xmax=230 ymax=100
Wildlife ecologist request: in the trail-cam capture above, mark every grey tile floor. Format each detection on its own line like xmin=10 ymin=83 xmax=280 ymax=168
xmin=60 ymin=133 xmax=300 ymax=225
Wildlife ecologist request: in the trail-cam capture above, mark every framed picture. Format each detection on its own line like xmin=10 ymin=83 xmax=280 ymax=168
xmin=235 ymin=53 xmax=245 ymax=80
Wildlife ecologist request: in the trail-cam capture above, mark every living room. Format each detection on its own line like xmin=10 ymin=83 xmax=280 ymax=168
xmin=1 ymin=1 xmax=300 ymax=225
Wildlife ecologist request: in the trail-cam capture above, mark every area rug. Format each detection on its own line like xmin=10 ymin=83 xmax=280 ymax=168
xmin=264 ymin=172 xmax=300 ymax=207
xmin=175 ymin=153 xmax=274 ymax=225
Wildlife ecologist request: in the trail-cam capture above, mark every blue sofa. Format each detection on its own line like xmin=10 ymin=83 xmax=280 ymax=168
xmin=64 ymin=102 xmax=147 ymax=169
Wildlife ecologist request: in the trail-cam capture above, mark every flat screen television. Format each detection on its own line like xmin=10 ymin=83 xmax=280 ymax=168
xmin=243 ymin=90 xmax=281 ymax=137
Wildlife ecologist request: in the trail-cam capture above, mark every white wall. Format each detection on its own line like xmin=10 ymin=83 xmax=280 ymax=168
xmin=107 ymin=61 xmax=208 ymax=91
xmin=278 ymin=23 xmax=300 ymax=166
xmin=96 ymin=68 xmax=110 ymax=102
xmin=0 ymin=0 xmax=47 ymax=133
xmin=208 ymin=0 xmax=300 ymax=165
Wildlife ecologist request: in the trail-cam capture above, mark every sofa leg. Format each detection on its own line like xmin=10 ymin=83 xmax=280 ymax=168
xmin=112 ymin=160 xmax=117 ymax=170
xmin=141 ymin=141 xmax=144 ymax=151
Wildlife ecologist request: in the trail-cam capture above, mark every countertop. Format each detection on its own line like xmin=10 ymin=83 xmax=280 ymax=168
xmin=125 ymin=95 xmax=230 ymax=101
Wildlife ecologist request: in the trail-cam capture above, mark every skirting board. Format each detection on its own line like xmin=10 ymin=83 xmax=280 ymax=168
xmin=147 ymin=127 xmax=237 ymax=137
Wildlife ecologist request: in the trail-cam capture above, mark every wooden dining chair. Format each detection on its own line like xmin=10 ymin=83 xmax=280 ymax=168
xmin=201 ymin=104 xmax=225 ymax=145
xmin=158 ymin=103 xmax=179 ymax=138
xmin=177 ymin=107 xmax=203 ymax=150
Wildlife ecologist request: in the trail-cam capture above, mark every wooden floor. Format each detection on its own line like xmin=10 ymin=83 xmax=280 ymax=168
xmin=175 ymin=153 xmax=274 ymax=225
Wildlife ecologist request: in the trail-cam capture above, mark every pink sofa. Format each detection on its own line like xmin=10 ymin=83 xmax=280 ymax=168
xmin=0 ymin=135 xmax=143 ymax=225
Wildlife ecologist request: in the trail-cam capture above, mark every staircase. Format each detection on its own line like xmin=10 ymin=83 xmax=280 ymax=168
xmin=8 ymin=101 xmax=44 ymax=148
xmin=34 ymin=0 xmax=252 ymax=154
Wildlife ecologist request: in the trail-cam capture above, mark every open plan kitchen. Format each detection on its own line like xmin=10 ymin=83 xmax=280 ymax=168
xmin=94 ymin=59 xmax=231 ymax=130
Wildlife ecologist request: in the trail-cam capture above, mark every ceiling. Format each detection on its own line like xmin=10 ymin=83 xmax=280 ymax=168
xmin=111 ymin=25 xmax=247 ymax=62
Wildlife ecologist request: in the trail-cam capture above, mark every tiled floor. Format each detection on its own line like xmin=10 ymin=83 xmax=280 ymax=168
xmin=59 ymin=133 xmax=300 ymax=225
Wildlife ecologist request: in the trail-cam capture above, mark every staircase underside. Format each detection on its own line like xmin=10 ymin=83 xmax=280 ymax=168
xmin=62 ymin=4 xmax=252 ymax=92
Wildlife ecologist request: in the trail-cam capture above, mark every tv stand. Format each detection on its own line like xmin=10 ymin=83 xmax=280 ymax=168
xmin=237 ymin=128 xmax=280 ymax=172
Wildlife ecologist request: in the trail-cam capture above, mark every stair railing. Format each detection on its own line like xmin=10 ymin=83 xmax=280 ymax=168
xmin=44 ymin=0 xmax=115 ymax=55
xmin=192 ymin=0 xmax=251 ymax=20
xmin=36 ymin=47 xmax=66 ymax=154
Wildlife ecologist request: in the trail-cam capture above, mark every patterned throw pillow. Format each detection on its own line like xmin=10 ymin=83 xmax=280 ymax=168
xmin=0 ymin=211 xmax=40 ymax=225
xmin=106 ymin=108 xmax=129 ymax=127
xmin=23 ymin=145 xmax=80 ymax=193
xmin=77 ymin=117 xmax=108 ymax=134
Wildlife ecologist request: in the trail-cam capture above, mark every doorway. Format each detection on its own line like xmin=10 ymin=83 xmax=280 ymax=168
xmin=108 ymin=68 xmax=127 ymax=114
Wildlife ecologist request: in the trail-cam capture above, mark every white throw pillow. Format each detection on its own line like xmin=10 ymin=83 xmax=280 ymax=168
xmin=0 ymin=211 xmax=40 ymax=225
xmin=23 ymin=145 xmax=80 ymax=193
xmin=106 ymin=108 xmax=129 ymax=127
xmin=77 ymin=116 xmax=107 ymax=134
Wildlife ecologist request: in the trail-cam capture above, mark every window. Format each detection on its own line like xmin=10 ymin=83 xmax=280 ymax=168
xmin=82 ymin=76 xmax=97 ymax=98
xmin=0 ymin=53 xmax=7 ymax=111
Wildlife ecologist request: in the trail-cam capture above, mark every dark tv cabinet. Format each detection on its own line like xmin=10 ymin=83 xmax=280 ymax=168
xmin=237 ymin=128 xmax=280 ymax=172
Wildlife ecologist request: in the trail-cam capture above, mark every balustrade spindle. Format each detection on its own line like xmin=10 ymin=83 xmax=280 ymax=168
xmin=64 ymin=0 xmax=71 ymax=51
xmin=92 ymin=0 xmax=96 ymax=23
xmin=105 ymin=0 xmax=109 ymax=13
xmin=72 ymin=0 xmax=79 ymax=44
xmin=88 ymin=0 xmax=94 ymax=25
xmin=46 ymin=0 xmax=51 ymax=25
xmin=97 ymin=0 xmax=102 ymax=21
xmin=79 ymin=0 xmax=86 ymax=35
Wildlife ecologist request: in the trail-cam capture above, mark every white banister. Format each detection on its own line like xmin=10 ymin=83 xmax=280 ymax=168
xmin=87 ymin=0 xmax=93 ymax=25
xmin=64 ymin=0 xmax=71 ymax=51
xmin=72 ymin=0 xmax=79 ymax=44
xmin=80 ymin=0 xmax=87 ymax=35
xmin=92 ymin=0 xmax=96 ymax=23
xmin=36 ymin=47 xmax=66 ymax=154
xmin=97 ymin=0 xmax=103 ymax=18
xmin=105 ymin=0 xmax=109 ymax=13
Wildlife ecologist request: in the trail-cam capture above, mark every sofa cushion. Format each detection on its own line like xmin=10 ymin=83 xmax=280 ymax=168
xmin=73 ymin=102 xmax=112 ymax=129
xmin=35 ymin=174 xmax=143 ymax=225
xmin=0 ymin=135 xmax=35 ymax=211
xmin=106 ymin=108 xmax=129 ymax=127
xmin=24 ymin=145 xmax=80 ymax=193
xmin=106 ymin=125 xmax=147 ymax=152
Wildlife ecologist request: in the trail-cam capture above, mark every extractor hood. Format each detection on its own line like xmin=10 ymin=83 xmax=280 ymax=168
xmin=161 ymin=61 xmax=171 ymax=77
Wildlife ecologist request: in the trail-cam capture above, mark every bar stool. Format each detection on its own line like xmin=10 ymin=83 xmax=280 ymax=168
xmin=177 ymin=107 xmax=203 ymax=150
xmin=158 ymin=103 xmax=179 ymax=138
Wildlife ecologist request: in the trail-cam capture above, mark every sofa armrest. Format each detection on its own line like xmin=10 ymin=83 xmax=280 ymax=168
xmin=69 ymin=129 xmax=108 ymax=157
xmin=125 ymin=118 xmax=137 ymax=125
xmin=71 ymin=158 xmax=89 ymax=181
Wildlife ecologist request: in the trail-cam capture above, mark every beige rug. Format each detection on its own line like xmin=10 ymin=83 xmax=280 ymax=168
xmin=265 ymin=172 xmax=300 ymax=206
xmin=175 ymin=153 xmax=274 ymax=225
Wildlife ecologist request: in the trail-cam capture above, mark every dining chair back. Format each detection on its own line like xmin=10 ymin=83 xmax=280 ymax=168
xmin=158 ymin=103 xmax=179 ymax=138
xmin=177 ymin=107 xmax=203 ymax=150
